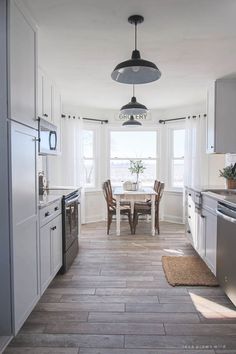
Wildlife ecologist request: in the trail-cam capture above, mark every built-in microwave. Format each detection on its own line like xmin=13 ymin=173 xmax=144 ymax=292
xmin=38 ymin=117 xmax=58 ymax=155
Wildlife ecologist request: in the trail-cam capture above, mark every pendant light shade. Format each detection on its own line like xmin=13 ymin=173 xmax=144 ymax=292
xmin=122 ymin=115 xmax=142 ymax=126
xmin=111 ymin=15 xmax=161 ymax=85
xmin=120 ymin=96 xmax=147 ymax=116
xmin=112 ymin=50 xmax=161 ymax=84
xmin=120 ymin=85 xmax=148 ymax=117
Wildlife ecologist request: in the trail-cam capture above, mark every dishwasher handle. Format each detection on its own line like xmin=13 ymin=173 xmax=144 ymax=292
xmin=216 ymin=209 xmax=236 ymax=224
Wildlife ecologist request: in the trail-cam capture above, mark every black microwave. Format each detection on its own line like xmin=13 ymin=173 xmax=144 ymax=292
xmin=38 ymin=117 xmax=58 ymax=155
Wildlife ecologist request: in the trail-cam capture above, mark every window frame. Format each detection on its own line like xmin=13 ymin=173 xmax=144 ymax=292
xmin=167 ymin=125 xmax=185 ymax=191
xmin=107 ymin=127 xmax=160 ymax=187
xmin=82 ymin=124 xmax=100 ymax=191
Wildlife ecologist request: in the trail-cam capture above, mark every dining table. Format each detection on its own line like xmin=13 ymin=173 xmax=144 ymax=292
xmin=113 ymin=186 xmax=157 ymax=236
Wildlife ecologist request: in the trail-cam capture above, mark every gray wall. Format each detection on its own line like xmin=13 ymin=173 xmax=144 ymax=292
xmin=0 ymin=0 xmax=12 ymax=335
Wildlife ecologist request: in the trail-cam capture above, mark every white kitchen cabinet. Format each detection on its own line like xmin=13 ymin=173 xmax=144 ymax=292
xmin=38 ymin=68 xmax=52 ymax=122
xmin=196 ymin=214 xmax=206 ymax=259
xmin=202 ymin=208 xmax=217 ymax=275
xmin=51 ymin=214 xmax=62 ymax=274
xmin=207 ymin=78 xmax=236 ymax=153
xmin=37 ymin=68 xmax=43 ymax=119
xmin=186 ymin=189 xmax=217 ymax=274
xmin=201 ymin=194 xmax=218 ymax=275
xmin=42 ymin=74 xmax=53 ymax=122
xmin=39 ymin=202 xmax=62 ymax=295
xmin=11 ymin=121 xmax=39 ymax=334
xmin=9 ymin=0 xmax=37 ymax=130
xmin=39 ymin=222 xmax=51 ymax=293
xmin=38 ymin=68 xmax=62 ymax=150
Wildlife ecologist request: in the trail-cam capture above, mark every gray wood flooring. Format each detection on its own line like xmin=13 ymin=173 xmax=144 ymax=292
xmin=4 ymin=221 xmax=236 ymax=354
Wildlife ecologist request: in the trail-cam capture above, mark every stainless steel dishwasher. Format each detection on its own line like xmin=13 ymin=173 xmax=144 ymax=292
xmin=216 ymin=201 xmax=236 ymax=305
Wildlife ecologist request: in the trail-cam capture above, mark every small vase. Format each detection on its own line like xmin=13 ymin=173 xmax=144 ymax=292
xmin=226 ymin=179 xmax=236 ymax=189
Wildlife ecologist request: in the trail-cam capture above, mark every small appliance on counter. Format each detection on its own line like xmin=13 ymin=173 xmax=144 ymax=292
xmin=38 ymin=172 xmax=47 ymax=195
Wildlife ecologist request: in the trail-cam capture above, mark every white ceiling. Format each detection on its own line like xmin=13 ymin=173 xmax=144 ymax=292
xmin=23 ymin=0 xmax=236 ymax=110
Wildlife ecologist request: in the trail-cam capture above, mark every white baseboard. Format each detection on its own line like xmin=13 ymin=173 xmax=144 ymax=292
xmin=84 ymin=215 xmax=105 ymax=224
xmin=84 ymin=215 xmax=184 ymax=225
xmin=163 ymin=214 xmax=184 ymax=224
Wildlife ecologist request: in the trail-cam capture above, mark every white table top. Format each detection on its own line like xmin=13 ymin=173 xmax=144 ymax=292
xmin=113 ymin=186 xmax=156 ymax=196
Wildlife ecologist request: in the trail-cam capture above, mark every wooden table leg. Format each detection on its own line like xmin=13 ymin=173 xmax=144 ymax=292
xmin=151 ymin=194 xmax=155 ymax=236
xmin=116 ymin=195 xmax=120 ymax=236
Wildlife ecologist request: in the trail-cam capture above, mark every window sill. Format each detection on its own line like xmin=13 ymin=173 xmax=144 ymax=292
xmin=164 ymin=189 xmax=184 ymax=194
xmin=85 ymin=188 xmax=102 ymax=194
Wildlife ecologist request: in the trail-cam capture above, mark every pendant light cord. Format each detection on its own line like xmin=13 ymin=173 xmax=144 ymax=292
xmin=133 ymin=84 xmax=135 ymax=97
xmin=134 ymin=22 xmax=137 ymax=50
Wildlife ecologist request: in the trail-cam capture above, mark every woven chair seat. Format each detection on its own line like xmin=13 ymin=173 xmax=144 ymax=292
xmin=133 ymin=181 xmax=164 ymax=235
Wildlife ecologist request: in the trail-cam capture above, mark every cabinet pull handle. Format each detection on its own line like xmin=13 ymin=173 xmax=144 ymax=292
xmin=51 ymin=226 xmax=57 ymax=231
xmin=54 ymin=206 xmax=59 ymax=211
xmin=187 ymin=230 xmax=191 ymax=234
xmin=188 ymin=205 xmax=191 ymax=208
xmin=45 ymin=211 xmax=50 ymax=217
xmin=188 ymin=216 xmax=191 ymax=219
xmin=43 ymin=113 xmax=48 ymax=118
xmin=188 ymin=193 xmax=191 ymax=196
xmin=211 ymin=145 xmax=214 ymax=149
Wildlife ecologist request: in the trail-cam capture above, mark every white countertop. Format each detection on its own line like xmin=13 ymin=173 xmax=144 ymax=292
xmin=38 ymin=188 xmax=80 ymax=208
xmin=113 ymin=187 xmax=156 ymax=195
xmin=202 ymin=190 xmax=236 ymax=207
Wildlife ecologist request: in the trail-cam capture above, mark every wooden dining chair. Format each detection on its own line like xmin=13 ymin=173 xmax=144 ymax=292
xmin=102 ymin=181 xmax=133 ymax=235
xmin=107 ymin=179 xmax=131 ymax=206
xmin=133 ymin=180 xmax=165 ymax=235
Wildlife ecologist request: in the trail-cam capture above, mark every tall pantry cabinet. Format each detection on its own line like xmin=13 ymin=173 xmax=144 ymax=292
xmin=0 ymin=0 xmax=12 ymax=339
xmin=8 ymin=0 xmax=39 ymax=334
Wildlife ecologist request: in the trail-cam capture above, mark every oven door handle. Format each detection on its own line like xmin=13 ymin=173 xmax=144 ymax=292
xmin=216 ymin=209 xmax=236 ymax=224
xmin=65 ymin=196 xmax=79 ymax=206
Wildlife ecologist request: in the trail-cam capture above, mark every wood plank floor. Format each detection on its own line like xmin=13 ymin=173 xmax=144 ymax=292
xmin=4 ymin=221 xmax=236 ymax=354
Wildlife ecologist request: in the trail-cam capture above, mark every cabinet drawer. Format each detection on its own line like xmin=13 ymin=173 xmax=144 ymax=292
xmin=39 ymin=200 xmax=61 ymax=227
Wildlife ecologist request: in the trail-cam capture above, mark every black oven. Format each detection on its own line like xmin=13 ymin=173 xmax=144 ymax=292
xmin=61 ymin=189 xmax=81 ymax=273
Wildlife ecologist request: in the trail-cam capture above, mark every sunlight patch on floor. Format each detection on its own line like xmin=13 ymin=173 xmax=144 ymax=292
xmin=163 ymin=248 xmax=185 ymax=255
xmin=190 ymin=292 xmax=236 ymax=319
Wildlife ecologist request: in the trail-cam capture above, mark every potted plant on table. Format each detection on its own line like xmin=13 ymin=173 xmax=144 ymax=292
xmin=129 ymin=160 xmax=146 ymax=190
xmin=219 ymin=163 xmax=236 ymax=189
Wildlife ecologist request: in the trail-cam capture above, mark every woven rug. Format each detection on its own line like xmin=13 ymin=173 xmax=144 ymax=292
xmin=162 ymin=255 xmax=218 ymax=287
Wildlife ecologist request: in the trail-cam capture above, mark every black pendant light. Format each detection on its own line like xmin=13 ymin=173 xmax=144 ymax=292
xmin=122 ymin=115 xmax=142 ymax=126
xmin=111 ymin=15 xmax=161 ymax=85
xmin=120 ymin=85 xmax=147 ymax=116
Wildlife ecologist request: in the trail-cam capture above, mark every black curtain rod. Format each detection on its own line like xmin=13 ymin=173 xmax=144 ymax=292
xmin=159 ymin=114 xmax=207 ymax=124
xmin=61 ymin=114 xmax=108 ymax=124
xmin=83 ymin=117 xmax=108 ymax=124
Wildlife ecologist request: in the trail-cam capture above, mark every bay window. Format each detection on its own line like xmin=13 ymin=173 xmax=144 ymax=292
xmin=170 ymin=128 xmax=185 ymax=188
xmin=109 ymin=130 xmax=158 ymax=186
xmin=82 ymin=129 xmax=96 ymax=188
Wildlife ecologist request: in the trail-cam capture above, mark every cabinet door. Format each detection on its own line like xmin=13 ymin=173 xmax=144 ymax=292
xmin=9 ymin=0 xmax=37 ymax=129
xmin=51 ymin=214 xmax=62 ymax=275
xmin=11 ymin=122 xmax=39 ymax=334
xmin=202 ymin=208 xmax=217 ymax=275
xmin=197 ymin=214 xmax=206 ymax=259
xmin=37 ymin=68 xmax=43 ymax=118
xmin=206 ymin=83 xmax=215 ymax=153
xmin=42 ymin=74 xmax=52 ymax=121
xmin=40 ymin=222 xmax=52 ymax=294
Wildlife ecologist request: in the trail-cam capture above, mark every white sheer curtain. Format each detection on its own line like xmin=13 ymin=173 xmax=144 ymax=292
xmin=47 ymin=116 xmax=85 ymax=223
xmin=184 ymin=115 xmax=208 ymax=188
